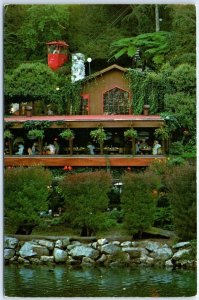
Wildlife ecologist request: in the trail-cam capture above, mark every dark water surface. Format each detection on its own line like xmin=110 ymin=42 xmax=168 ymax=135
xmin=4 ymin=264 xmax=197 ymax=297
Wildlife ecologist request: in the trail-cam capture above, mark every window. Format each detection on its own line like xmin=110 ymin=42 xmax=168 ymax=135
xmin=103 ymin=87 xmax=129 ymax=114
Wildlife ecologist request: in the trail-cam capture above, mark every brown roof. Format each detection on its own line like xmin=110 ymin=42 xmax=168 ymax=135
xmin=83 ymin=64 xmax=127 ymax=81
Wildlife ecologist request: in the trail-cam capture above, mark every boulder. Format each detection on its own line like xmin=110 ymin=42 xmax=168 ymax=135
xmin=4 ymin=237 xmax=18 ymax=249
xmin=97 ymin=238 xmax=108 ymax=246
xmin=69 ymin=245 xmax=99 ymax=260
xmin=165 ymin=259 xmax=174 ymax=268
xmin=172 ymin=249 xmax=191 ymax=261
xmin=53 ymin=248 xmax=68 ymax=262
xmin=55 ymin=240 xmax=63 ymax=249
xmin=111 ymin=241 xmax=121 ymax=246
xmin=36 ymin=240 xmax=54 ymax=250
xmin=140 ymin=254 xmax=154 ymax=266
xmin=101 ymin=243 xmax=120 ymax=255
xmin=62 ymin=237 xmax=70 ymax=248
xmin=71 ymin=241 xmax=81 ymax=246
xmin=32 ymin=245 xmax=49 ymax=257
xmin=121 ymin=241 xmax=132 ymax=247
xmin=40 ymin=256 xmax=54 ymax=263
xmin=4 ymin=249 xmax=15 ymax=260
xmin=153 ymin=247 xmax=173 ymax=261
xmin=18 ymin=257 xmax=30 ymax=264
xmin=19 ymin=242 xmax=37 ymax=258
xmin=96 ymin=254 xmax=107 ymax=263
xmin=81 ymin=257 xmax=95 ymax=267
xmin=29 ymin=258 xmax=41 ymax=265
xmin=122 ymin=247 xmax=141 ymax=258
xmin=67 ymin=245 xmax=77 ymax=251
xmin=143 ymin=241 xmax=160 ymax=252
xmin=172 ymin=241 xmax=191 ymax=250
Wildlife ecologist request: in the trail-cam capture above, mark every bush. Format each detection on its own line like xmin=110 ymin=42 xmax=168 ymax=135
xmin=165 ymin=163 xmax=196 ymax=240
xmin=120 ymin=171 xmax=160 ymax=237
xmin=59 ymin=170 xmax=112 ymax=236
xmin=4 ymin=167 xmax=52 ymax=234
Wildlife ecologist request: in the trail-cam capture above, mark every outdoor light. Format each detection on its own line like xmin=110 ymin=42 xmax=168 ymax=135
xmin=56 ymin=87 xmax=60 ymax=91
xmin=87 ymin=57 xmax=92 ymax=75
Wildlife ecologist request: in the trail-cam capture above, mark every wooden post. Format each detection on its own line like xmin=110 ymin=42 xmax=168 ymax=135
xmin=69 ymin=138 xmax=73 ymax=155
xmin=132 ymin=137 xmax=136 ymax=155
xmin=38 ymin=138 xmax=43 ymax=155
xmin=8 ymin=139 xmax=13 ymax=155
xmin=100 ymin=142 xmax=104 ymax=155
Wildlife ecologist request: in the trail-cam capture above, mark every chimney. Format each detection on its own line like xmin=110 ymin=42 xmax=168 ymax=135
xmin=143 ymin=104 xmax=150 ymax=116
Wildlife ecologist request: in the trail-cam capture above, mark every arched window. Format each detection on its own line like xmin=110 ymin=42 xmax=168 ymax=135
xmin=103 ymin=87 xmax=130 ymax=115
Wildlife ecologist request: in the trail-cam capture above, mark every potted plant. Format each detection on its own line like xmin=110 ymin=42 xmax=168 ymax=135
xmin=4 ymin=129 xmax=14 ymax=155
xmin=59 ymin=129 xmax=74 ymax=155
xmin=154 ymin=126 xmax=169 ymax=154
xmin=27 ymin=129 xmax=44 ymax=154
xmin=90 ymin=128 xmax=106 ymax=155
xmin=124 ymin=128 xmax=138 ymax=155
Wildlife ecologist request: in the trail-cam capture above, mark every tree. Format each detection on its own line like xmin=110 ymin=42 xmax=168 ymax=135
xmin=121 ymin=171 xmax=159 ymax=237
xmin=4 ymin=62 xmax=59 ymax=113
xmin=59 ymin=171 xmax=112 ymax=236
xmin=4 ymin=166 xmax=52 ymax=234
xmin=165 ymin=163 xmax=196 ymax=240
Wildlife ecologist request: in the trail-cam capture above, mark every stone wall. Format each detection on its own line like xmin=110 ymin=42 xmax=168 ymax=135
xmin=4 ymin=236 xmax=196 ymax=269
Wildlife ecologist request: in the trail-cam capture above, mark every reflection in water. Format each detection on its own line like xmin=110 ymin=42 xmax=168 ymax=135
xmin=4 ymin=265 xmax=197 ymax=297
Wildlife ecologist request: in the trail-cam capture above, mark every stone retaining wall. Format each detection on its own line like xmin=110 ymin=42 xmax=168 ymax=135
xmin=4 ymin=236 xmax=196 ymax=269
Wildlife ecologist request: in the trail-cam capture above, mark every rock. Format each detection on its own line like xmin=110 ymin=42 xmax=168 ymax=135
xmin=154 ymin=247 xmax=173 ymax=261
xmin=67 ymin=245 xmax=77 ymax=251
xmin=29 ymin=258 xmax=41 ymax=265
xmin=18 ymin=257 xmax=30 ymax=264
xmin=71 ymin=241 xmax=81 ymax=246
xmin=111 ymin=241 xmax=121 ymax=246
xmin=69 ymin=245 xmax=99 ymax=260
xmin=172 ymin=241 xmax=191 ymax=250
xmin=4 ymin=249 xmax=15 ymax=260
xmin=81 ymin=257 xmax=95 ymax=267
xmin=121 ymin=241 xmax=132 ymax=247
xmin=91 ymin=242 xmax=98 ymax=249
xmin=32 ymin=245 xmax=49 ymax=257
xmin=122 ymin=247 xmax=141 ymax=258
xmin=97 ymin=238 xmax=108 ymax=246
xmin=67 ymin=256 xmax=81 ymax=265
xmin=140 ymin=254 xmax=154 ymax=266
xmin=62 ymin=238 xmax=70 ymax=248
xmin=53 ymin=248 xmax=68 ymax=263
xmin=101 ymin=243 xmax=120 ymax=255
xmin=40 ymin=256 xmax=54 ymax=263
xmin=36 ymin=240 xmax=54 ymax=250
xmin=143 ymin=241 xmax=160 ymax=252
xmin=19 ymin=242 xmax=37 ymax=258
xmin=55 ymin=240 xmax=63 ymax=249
xmin=172 ymin=249 xmax=191 ymax=261
xmin=165 ymin=259 xmax=173 ymax=268
xmin=132 ymin=242 xmax=139 ymax=247
xmin=96 ymin=254 xmax=107 ymax=263
xmin=4 ymin=237 xmax=18 ymax=249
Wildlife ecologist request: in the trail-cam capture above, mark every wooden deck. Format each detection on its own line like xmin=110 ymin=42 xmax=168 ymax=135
xmin=4 ymin=155 xmax=166 ymax=167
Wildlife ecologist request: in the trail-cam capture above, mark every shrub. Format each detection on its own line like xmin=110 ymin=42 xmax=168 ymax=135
xmin=120 ymin=171 xmax=160 ymax=237
xmin=59 ymin=170 xmax=112 ymax=236
xmin=4 ymin=167 xmax=52 ymax=234
xmin=165 ymin=163 xmax=196 ymax=240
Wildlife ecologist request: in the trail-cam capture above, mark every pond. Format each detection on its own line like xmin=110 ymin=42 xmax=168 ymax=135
xmin=4 ymin=265 xmax=196 ymax=297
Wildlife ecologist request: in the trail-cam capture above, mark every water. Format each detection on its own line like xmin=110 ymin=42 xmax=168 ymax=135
xmin=4 ymin=264 xmax=197 ymax=297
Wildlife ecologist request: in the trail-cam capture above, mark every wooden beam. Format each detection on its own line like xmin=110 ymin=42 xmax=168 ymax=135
xmin=4 ymin=155 xmax=167 ymax=167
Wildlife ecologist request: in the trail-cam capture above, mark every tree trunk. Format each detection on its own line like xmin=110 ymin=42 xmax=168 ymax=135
xmin=38 ymin=138 xmax=43 ymax=155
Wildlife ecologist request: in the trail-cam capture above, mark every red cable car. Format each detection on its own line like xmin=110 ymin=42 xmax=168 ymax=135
xmin=47 ymin=41 xmax=69 ymax=71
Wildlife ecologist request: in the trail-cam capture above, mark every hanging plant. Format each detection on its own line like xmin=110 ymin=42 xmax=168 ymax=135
xmin=124 ymin=128 xmax=138 ymax=139
xmin=27 ymin=129 xmax=44 ymax=140
xmin=154 ymin=126 xmax=169 ymax=140
xmin=90 ymin=128 xmax=106 ymax=144
xmin=59 ymin=129 xmax=74 ymax=140
xmin=4 ymin=129 xmax=13 ymax=139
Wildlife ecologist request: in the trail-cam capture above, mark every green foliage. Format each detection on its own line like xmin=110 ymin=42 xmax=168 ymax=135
xmin=4 ymin=129 xmax=13 ymax=139
xmin=121 ymin=171 xmax=159 ymax=236
xmin=154 ymin=126 xmax=170 ymax=140
xmin=109 ymin=31 xmax=171 ymax=68
xmin=169 ymin=141 xmax=184 ymax=155
xmin=59 ymin=129 xmax=74 ymax=140
xmin=23 ymin=120 xmax=51 ymax=130
xmin=90 ymin=128 xmax=107 ymax=144
xmin=4 ymin=167 xmax=52 ymax=231
xmin=59 ymin=171 xmax=112 ymax=236
xmin=124 ymin=128 xmax=137 ymax=139
xmin=4 ymin=63 xmax=59 ymax=104
xmin=27 ymin=129 xmax=44 ymax=139
xmin=165 ymin=163 xmax=196 ymax=240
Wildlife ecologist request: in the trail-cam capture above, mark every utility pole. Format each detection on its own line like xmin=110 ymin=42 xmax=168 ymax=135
xmin=155 ymin=4 xmax=160 ymax=32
